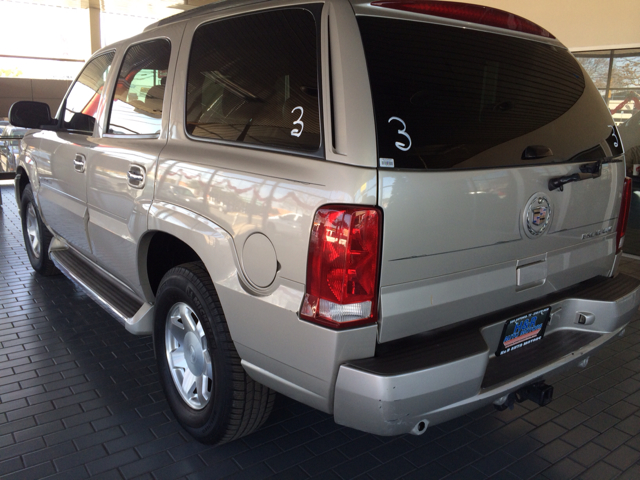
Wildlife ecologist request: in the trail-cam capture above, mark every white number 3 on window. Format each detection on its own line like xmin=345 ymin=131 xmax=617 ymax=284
xmin=291 ymin=106 xmax=304 ymax=137
xmin=388 ymin=116 xmax=412 ymax=152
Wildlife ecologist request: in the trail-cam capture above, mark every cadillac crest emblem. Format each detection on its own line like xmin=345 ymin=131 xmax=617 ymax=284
xmin=524 ymin=193 xmax=552 ymax=238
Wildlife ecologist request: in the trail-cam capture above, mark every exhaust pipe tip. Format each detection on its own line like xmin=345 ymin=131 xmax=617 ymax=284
xmin=410 ymin=420 xmax=429 ymax=435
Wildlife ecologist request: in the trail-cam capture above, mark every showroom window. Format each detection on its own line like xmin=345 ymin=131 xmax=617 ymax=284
xmin=575 ymin=49 xmax=640 ymax=126
xmin=185 ymin=7 xmax=321 ymax=154
xmin=63 ymin=52 xmax=115 ymax=134
xmin=575 ymin=49 xmax=640 ymax=255
xmin=107 ymin=39 xmax=172 ymax=136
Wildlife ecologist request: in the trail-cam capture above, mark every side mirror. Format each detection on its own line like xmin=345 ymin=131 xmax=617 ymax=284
xmin=8 ymin=101 xmax=54 ymax=129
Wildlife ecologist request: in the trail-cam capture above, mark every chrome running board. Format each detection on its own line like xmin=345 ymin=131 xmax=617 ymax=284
xmin=50 ymin=246 xmax=154 ymax=335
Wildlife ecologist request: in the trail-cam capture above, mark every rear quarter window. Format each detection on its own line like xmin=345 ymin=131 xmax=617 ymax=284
xmin=185 ymin=7 xmax=322 ymax=155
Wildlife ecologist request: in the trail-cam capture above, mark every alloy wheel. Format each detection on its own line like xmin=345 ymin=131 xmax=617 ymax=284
xmin=165 ymin=302 xmax=213 ymax=410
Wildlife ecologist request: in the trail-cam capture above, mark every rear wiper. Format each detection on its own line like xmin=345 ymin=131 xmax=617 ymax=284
xmin=548 ymin=160 xmax=602 ymax=192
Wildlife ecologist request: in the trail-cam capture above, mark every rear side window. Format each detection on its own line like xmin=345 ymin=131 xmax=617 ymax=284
xmin=186 ymin=7 xmax=321 ymax=154
xmin=358 ymin=17 xmax=587 ymax=169
xmin=64 ymin=52 xmax=115 ymax=134
xmin=107 ymin=39 xmax=171 ymax=135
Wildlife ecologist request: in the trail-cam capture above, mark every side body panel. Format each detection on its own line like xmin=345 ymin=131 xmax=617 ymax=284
xmin=35 ymin=130 xmax=95 ymax=255
xmin=87 ymin=23 xmax=185 ymax=295
xmin=149 ymin=0 xmax=379 ymax=408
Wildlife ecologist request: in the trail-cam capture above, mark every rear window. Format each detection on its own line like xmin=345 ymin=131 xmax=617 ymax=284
xmin=358 ymin=16 xmax=587 ymax=170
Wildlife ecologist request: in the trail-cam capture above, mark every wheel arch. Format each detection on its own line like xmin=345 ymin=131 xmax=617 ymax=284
xmin=15 ymin=166 xmax=30 ymax=208
xmin=143 ymin=202 xmax=241 ymax=303
xmin=139 ymin=230 xmax=201 ymax=298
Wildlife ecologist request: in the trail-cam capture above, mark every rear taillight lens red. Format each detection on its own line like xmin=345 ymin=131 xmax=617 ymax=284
xmin=371 ymin=1 xmax=555 ymax=39
xmin=301 ymin=206 xmax=381 ymax=329
xmin=616 ymin=177 xmax=633 ymax=254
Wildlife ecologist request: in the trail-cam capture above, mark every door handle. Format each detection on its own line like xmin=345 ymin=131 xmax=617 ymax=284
xmin=127 ymin=165 xmax=146 ymax=189
xmin=74 ymin=154 xmax=86 ymax=173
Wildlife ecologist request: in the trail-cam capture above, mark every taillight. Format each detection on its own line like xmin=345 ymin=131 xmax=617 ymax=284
xmin=300 ymin=206 xmax=381 ymax=329
xmin=616 ymin=176 xmax=632 ymax=254
xmin=371 ymin=1 xmax=555 ymax=39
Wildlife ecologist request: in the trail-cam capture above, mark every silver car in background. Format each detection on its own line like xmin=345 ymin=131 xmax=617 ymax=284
xmin=8 ymin=0 xmax=640 ymax=444
xmin=0 ymin=124 xmax=26 ymax=173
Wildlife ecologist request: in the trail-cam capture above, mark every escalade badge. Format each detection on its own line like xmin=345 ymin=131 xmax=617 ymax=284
xmin=523 ymin=193 xmax=552 ymax=239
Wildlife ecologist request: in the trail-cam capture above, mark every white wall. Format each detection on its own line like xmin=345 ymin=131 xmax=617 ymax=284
xmin=0 ymin=78 xmax=71 ymax=119
xmin=458 ymin=0 xmax=640 ymax=51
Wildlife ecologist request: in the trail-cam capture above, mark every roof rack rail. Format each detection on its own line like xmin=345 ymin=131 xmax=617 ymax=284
xmin=144 ymin=0 xmax=271 ymax=31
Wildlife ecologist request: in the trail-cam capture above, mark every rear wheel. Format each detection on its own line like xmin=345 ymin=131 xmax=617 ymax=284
xmin=154 ymin=261 xmax=274 ymax=444
xmin=20 ymin=184 xmax=58 ymax=276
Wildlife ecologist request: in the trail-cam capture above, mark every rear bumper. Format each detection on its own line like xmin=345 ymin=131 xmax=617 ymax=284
xmin=333 ymin=273 xmax=640 ymax=436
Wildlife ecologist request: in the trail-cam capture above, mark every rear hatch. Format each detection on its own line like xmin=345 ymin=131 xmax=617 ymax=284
xmin=355 ymin=5 xmax=625 ymax=342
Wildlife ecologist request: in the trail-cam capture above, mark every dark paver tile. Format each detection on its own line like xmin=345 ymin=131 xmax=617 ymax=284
xmin=553 ymin=409 xmax=589 ymax=430
xmin=615 ymin=415 xmax=640 ymax=436
xmin=299 ymin=449 xmax=347 ymax=476
xmin=223 ymin=462 xmax=274 ymax=480
xmin=405 ymin=441 xmax=449 ymax=468
xmin=44 ymin=423 xmax=94 ymax=446
xmin=535 ymin=439 xmax=575 ymax=464
xmin=306 ymin=430 xmax=351 ymax=456
xmin=593 ymin=428 xmax=632 ymax=450
xmin=232 ymin=441 xmax=282 ymax=469
xmin=23 ymin=440 xmax=77 ymax=469
xmin=561 ymin=425 xmax=600 ymax=448
xmin=468 ymin=431 xmax=511 ymax=456
xmin=331 ymin=453 xmax=380 ymax=479
xmin=1 ymin=461 xmax=55 ymax=480
xmin=542 ymin=457 xmax=585 ymax=480
xmin=503 ymin=436 xmax=544 ymax=459
xmin=265 ymin=445 xmax=314 ymax=473
xmin=528 ymin=422 xmax=567 ymax=444
xmin=506 ymin=453 xmax=550 ymax=479
xmin=86 ymin=448 xmax=139 ymax=475
xmin=184 ymin=458 xmax=240 ymax=480
xmin=52 ymin=444 xmax=106 ymax=471
xmin=602 ymin=445 xmax=640 ymax=470
xmin=198 ymin=441 xmax=249 ymax=467
xmin=402 ymin=461 xmax=450 ymax=480
xmin=472 ymin=450 xmax=516 ymax=476
xmin=617 ymin=464 xmax=640 ymax=480
xmin=605 ymin=401 xmax=638 ymax=420
xmin=578 ymin=461 xmax=621 ymax=480
xmin=339 ymin=434 xmax=383 ymax=460
xmin=438 ymin=446 xmax=482 ymax=472
xmin=569 ymin=442 xmax=609 ymax=467
xmin=0 ymin=457 xmax=23 ymax=477
xmin=367 ymin=457 xmax=415 ymax=480
xmin=522 ymin=407 xmax=558 ymax=426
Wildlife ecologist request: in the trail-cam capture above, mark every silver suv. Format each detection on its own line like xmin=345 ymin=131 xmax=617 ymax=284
xmin=9 ymin=0 xmax=640 ymax=444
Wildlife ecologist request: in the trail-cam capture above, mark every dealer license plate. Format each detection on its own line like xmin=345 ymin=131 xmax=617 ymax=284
xmin=496 ymin=307 xmax=551 ymax=357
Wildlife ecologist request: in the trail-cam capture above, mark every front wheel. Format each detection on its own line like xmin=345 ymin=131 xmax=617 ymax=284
xmin=20 ymin=184 xmax=58 ymax=276
xmin=154 ymin=262 xmax=274 ymax=444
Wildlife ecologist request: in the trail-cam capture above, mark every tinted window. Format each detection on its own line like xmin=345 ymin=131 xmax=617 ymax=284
xmin=64 ymin=52 xmax=115 ymax=133
xmin=358 ymin=17 xmax=587 ymax=169
xmin=107 ymin=39 xmax=171 ymax=135
xmin=186 ymin=8 xmax=321 ymax=153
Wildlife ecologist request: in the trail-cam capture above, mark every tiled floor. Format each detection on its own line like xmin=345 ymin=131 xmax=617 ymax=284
xmin=0 ymin=183 xmax=640 ymax=480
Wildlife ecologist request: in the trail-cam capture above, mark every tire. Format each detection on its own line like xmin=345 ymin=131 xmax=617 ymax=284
xmin=154 ymin=261 xmax=275 ymax=444
xmin=20 ymin=184 xmax=59 ymax=276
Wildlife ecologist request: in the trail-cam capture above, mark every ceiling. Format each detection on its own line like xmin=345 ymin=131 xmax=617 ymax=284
xmin=18 ymin=0 xmax=218 ymax=18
